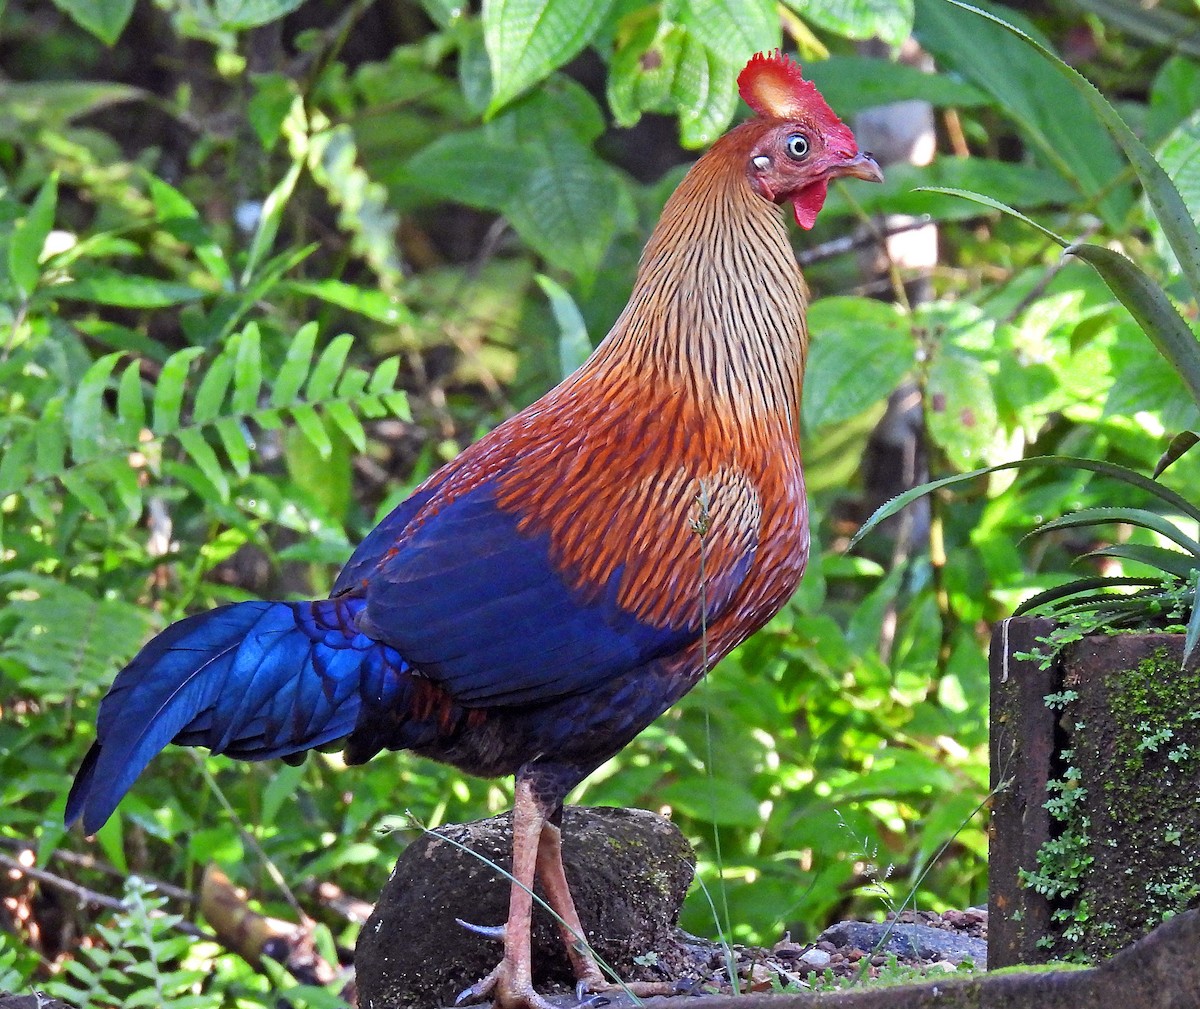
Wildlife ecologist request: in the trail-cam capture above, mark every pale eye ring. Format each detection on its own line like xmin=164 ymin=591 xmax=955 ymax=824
xmin=785 ymin=133 xmax=810 ymax=161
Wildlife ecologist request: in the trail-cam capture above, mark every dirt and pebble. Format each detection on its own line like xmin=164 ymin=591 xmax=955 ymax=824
xmin=660 ymin=907 xmax=988 ymax=996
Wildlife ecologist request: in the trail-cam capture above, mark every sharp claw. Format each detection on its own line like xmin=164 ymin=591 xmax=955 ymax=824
xmin=455 ymin=985 xmax=478 ymax=1006
xmin=455 ymin=917 xmax=507 ymax=941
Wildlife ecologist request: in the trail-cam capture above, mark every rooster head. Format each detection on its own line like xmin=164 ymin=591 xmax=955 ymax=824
xmin=738 ymin=50 xmax=883 ymax=229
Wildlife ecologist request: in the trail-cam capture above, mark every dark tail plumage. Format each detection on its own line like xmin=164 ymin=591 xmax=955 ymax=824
xmin=65 ymin=597 xmax=407 ymax=835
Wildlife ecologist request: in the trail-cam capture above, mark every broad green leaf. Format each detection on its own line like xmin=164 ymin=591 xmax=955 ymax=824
xmin=922 ymin=186 xmax=1200 ymax=415
xmin=536 ymin=274 xmax=591 ymax=379
xmin=366 ymin=357 xmax=400 ymax=395
xmin=213 ymin=0 xmax=305 ymax=29
xmin=915 ymin=0 xmax=1129 ymax=227
xmin=783 ymin=0 xmax=914 ymax=47
xmin=804 ymin=56 xmax=989 ymax=119
xmin=50 ymin=0 xmax=134 ymax=45
xmin=1065 ymin=242 xmax=1200 ymax=413
xmin=8 ymin=175 xmax=57 ymax=300
xmin=1082 ymin=543 xmax=1198 ymax=581
xmin=482 ymin=0 xmax=616 ymax=113
xmin=115 ymin=361 xmax=147 ymax=440
xmin=144 ymin=173 xmax=230 ymax=284
xmin=680 ymin=0 xmax=779 ymax=67
xmin=926 ymin=347 xmax=998 ymax=468
xmin=673 ymin=32 xmax=739 ymax=148
xmin=247 ymin=72 xmax=297 ymax=150
xmin=607 ymin=17 xmax=684 ymax=128
xmin=271 ymin=322 xmax=318 ymax=407
xmin=51 ymin=271 xmax=205 ymax=308
xmin=943 ymin=0 xmax=1200 ymax=304
xmin=1147 ymin=57 xmax=1200 ymax=145
xmin=60 ymin=469 xmax=111 ymax=518
xmin=152 ymin=347 xmax=205 ymax=433
xmin=802 ymin=298 xmax=912 ymax=431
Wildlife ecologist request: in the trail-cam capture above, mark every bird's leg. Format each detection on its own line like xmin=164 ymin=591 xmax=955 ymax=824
xmin=456 ymin=776 xmax=552 ymax=1009
xmin=534 ymin=817 xmax=605 ymax=994
xmin=536 ymin=812 xmax=680 ymax=1005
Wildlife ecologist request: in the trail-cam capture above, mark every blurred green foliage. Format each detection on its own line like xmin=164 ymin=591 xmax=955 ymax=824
xmin=2 ymin=0 xmax=1200 ymax=1002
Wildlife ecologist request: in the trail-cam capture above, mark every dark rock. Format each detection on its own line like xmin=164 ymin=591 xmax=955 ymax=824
xmin=817 ymin=920 xmax=987 ymax=967
xmin=356 ymin=806 xmax=695 ymax=1009
xmin=0 ymin=997 xmax=74 ymax=1009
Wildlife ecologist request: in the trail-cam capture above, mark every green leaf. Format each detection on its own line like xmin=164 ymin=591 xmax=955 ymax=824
xmin=152 ymin=347 xmax=206 ymax=433
xmin=784 ymin=0 xmax=914 ymax=47
xmin=1148 ymin=111 xmax=1200 ymax=278
xmin=1034 ymin=506 xmax=1200 ymax=558
xmin=115 ymin=361 xmax=147 ymax=441
xmin=851 ymin=455 xmax=1200 ymax=552
xmin=247 ymin=72 xmax=297 ymax=150
xmin=482 ymin=0 xmax=616 ymax=113
xmin=536 ymin=274 xmax=591 ymax=379
xmin=306 ymin=334 xmax=354 ymax=401
xmin=192 ymin=353 xmax=235 ymax=424
xmin=1155 ymin=431 xmax=1200 ymax=479
xmin=290 ymin=404 xmax=332 ymax=458
xmin=213 ymin=0 xmax=305 ymax=29
xmin=70 ymin=353 xmax=122 ymax=463
xmin=1081 ymin=543 xmax=1198 ymax=581
xmin=271 ymin=322 xmax=317 ymax=407
xmin=50 ymin=0 xmax=134 ymax=45
xmin=942 ymin=0 xmax=1200 ymax=304
xmin=0 ymin=81 xmax=140 ymax=128
xmin=680 ymin=0 xmax=779 ymax=67
xmin=804 ymin=56 xmax=989 ymax=119
xmin=922 ymin=186 xmax=1200 ymax=416
xmin=915 ymin=0 xmax=1130 ymax=227
xmin=214 ymin=418 xmax=252 ymax=477
xmin=176 ymin=429 xmax=231 ymax=502
xmin=241 ymin=158 xmax=302 ymax=287
xmin=231 ymin=325 xmax=263 ymax=414
xmin=325 ymin=400 xmax=367 ymax=452
xmin=803 ymin=298 xmax=912 ymax=430
xmin=673 ymin=32 xmax=739 ymax=148
xmin=285 ymin=279 xmax=413 ymax=324
xmin=51 ymin=271 xmax=205 ymax=308
xmin=8 ymin=175 xmax=58 ymax=300
xmin=926 ymin=347 xmax=999 ymax=468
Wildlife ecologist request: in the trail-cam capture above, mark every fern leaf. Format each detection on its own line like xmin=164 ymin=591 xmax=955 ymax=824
xmin=306 ymin=332 xmax=354 ymax=401
xmin=230 ymin=323 xmax=263 ymax=413
xmin=192 ymin=351 xmax=235 ymax=424
xmin=70 ymin=352 xmax=122 ymax=463
xmin=214 ymin=417 xmax=253 ymax=477
xmin=151 ymin=346 xmax=205 ymax=433
xmin=115 ymin=360 xmax=147 ymax=440
xmin=271 ymin=320 xmax=317 ymax=407
xmin=325 ymin=399 xmax=366 ymax=451
xmin=290 ymin=403 xmax=332 ymax=458
xmin=176 ymin=427 xmax=231 ymax=501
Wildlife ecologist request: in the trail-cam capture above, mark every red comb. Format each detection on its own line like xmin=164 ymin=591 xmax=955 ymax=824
xmin=738 ymin=50 xmax=843 ymax=129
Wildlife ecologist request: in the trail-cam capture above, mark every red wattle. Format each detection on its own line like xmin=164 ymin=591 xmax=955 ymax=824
xmin=792 ymin=181 xmax=829 ymax=230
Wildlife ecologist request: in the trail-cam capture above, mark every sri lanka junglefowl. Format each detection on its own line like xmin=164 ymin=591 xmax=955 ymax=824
xmin=67 ymin=50 xmax=881 ymax=1009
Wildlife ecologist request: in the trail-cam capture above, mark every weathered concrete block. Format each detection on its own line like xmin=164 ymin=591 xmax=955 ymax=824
xmin=990 ymin=619 xmax=1200 ymax=962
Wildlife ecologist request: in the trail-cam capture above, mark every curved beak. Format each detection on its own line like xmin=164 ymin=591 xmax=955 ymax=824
xmin=832 ymin=151 xmax=884 ymax=184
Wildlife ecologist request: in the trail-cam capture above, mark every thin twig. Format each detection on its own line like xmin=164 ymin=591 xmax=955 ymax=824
xmin=0 ymin=838 xmax=193 ymax=903
xmin=796 ymin=216 xmax=935 ymax=267
xmin=0 ymin=852 xmax=214 ymax=942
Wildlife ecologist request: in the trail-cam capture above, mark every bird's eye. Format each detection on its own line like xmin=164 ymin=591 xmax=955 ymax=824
xmin=785 ymin=133 xmax=810 ymax=161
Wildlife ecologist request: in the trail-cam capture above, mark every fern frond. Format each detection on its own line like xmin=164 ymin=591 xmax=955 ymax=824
xmin=0 ymin=325 xmax=410 ymax=515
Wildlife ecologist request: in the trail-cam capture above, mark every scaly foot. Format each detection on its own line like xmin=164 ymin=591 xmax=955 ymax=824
xmin=455 ymin=958 xmax=557 ymax=1009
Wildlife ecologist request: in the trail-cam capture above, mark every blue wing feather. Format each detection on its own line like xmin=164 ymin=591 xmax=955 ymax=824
xmin=345 ymin=481 xmax=701 ymax=707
